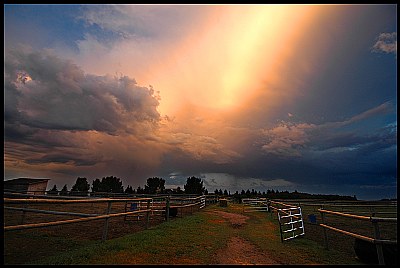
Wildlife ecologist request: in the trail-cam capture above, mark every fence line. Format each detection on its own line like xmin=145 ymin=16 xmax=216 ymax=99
xmin=4 ymin=194 xmax=206 ymax=241
xmin=258 ymin=198 xmax=397 ymax=265
xmin=4 ymin=197 xmax=152 ymax=204
xmin=318 ymin=208 xmax=397 ymax=265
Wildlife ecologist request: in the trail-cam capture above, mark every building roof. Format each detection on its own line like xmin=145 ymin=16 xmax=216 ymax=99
xmin=4 ymin=178 xmax=50 ymax=185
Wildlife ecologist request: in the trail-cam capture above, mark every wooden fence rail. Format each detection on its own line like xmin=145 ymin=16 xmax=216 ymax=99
xmin=4 ymin=206 xmax=101 ymax=217
xmin=281 ymin=200 xmax=397 ymax=216
xmin=4 ymin=209 xmax=151 ymax=232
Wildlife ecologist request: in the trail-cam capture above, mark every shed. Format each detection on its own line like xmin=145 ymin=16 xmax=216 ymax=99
xmin=4 ymin=178 xmax=50 ymax=195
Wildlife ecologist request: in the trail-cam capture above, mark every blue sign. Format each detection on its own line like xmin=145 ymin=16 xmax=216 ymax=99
xmin=130 ymin=203 xmax=138 ymax=211
xmin=308 ymin=214 xmax=317 ymax=224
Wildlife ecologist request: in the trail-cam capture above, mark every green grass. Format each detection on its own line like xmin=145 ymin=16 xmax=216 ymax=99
xmin=33 ymin=209 xmax=231 ymax=264
xmin=240 ymin=211 xmax=362 ymax=264
xmin=4 ymin=230 xmax=91 ymax=264
xmin=20 ymin=203 xmax=365 ymax=264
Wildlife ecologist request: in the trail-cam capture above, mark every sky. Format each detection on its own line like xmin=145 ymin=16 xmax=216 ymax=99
xmin=4 ymin=4 xmax=397 ymax=200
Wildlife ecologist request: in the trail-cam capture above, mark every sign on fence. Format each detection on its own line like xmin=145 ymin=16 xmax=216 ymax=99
xmin=277 ymin=206 xmax=305 ymax=242
xmin=130 ymin=203 xmax=138 ymax=211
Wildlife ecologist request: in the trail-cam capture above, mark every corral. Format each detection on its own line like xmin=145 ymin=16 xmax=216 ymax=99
xmin=4 ymin=193 xmax=397 ymax=265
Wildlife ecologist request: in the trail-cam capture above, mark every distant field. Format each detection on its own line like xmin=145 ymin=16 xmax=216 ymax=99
xmin=3 ymin=199 xmax=397 ymax=264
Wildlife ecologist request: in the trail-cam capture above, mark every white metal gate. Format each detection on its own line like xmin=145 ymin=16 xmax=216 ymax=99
xmin=242 ymin=198 xmax=269 ymax=213
xmin=200 ymin=195 xmax=206 ymax=209
xmin=277 ymin=206 xmax=305 ymax=242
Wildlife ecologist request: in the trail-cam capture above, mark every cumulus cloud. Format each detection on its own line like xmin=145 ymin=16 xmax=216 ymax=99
xmin=4 ymin=46 xmax=160 ymax=135
xmin=261 ymin=122 xmax=316 ymax=157
xmin=372 ymin=32 xmax=397 ymax=54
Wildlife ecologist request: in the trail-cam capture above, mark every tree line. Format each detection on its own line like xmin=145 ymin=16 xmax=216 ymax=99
xmin=48 ymin=176 xmax=206 ymax=195
xmin=226 ymin=189 xmax=357 ymax=201
xmin=48 ymin=175 xmax=357 ymax=200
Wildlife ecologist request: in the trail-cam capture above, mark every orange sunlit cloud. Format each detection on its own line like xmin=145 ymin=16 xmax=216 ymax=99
xmin=146 ymin=5 xmax=328 ymax=163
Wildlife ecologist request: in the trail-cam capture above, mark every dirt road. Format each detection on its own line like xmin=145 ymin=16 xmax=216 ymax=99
xmin=207 ymin=210 xmax=280 ymax=265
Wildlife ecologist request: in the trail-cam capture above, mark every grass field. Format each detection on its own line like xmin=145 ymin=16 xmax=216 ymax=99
xmin=4 ymin=200 xmax=397 ymax=264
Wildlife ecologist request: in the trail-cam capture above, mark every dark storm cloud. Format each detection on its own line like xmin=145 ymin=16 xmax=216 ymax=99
xmin=4 ymin=46 xmax=160 ymax=136
xmin=25 ymin=152 xmax=102 ymax=166
xmin=160 ymin=101 xmax=396 ymax=192
xmin=312 ymin=132 xmax=378 ymax=151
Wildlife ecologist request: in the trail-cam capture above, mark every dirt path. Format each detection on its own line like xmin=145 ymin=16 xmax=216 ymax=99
xmin=207 ymin=210 xmax=280 ymax=265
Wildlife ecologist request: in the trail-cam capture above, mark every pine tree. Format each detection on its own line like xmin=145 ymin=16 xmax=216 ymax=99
xmin=48 ymin=184 xmax=58 ymax=195
xmin=60 ymin=184 xmax=68 ymax=196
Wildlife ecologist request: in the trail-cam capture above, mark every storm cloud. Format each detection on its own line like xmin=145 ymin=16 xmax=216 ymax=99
xmin=5 ymin=47 xmax=160 ymax=135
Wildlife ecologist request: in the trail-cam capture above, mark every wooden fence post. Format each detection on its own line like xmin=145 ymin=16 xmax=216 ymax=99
xmin=165 ymin=196 xmax=170 ymax=221
xmin=320 ymin=210 xmax=329 ymax=250
xmin=102 ymin=201 xmax=112 ymax=241
xmin=145 ymin=199 xmax=151 ymax=229
xmin=181 ymin=199 xmax=183 ymax=217
xmin=372 ymin=220 xmax=385 ymax=265
xmin=278 ymin=210 xmax=284 ymax=242
xmin=19 ymin=203 xmax=28 ymax=225
xmin=124 ymin=201 xmax=128 ymax=221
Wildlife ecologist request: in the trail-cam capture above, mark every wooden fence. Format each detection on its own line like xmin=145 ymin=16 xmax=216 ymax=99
xmin=4 ymin=193 xmax=206 ymax=241
xmin=268 ymin=199 xmax=397 ymax=265
xmin=318 ymin=208 xmax=397 ymax=265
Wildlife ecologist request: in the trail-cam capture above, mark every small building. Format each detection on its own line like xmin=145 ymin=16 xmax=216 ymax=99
xmin=4 ymin=178 xmax=50 ymax=195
